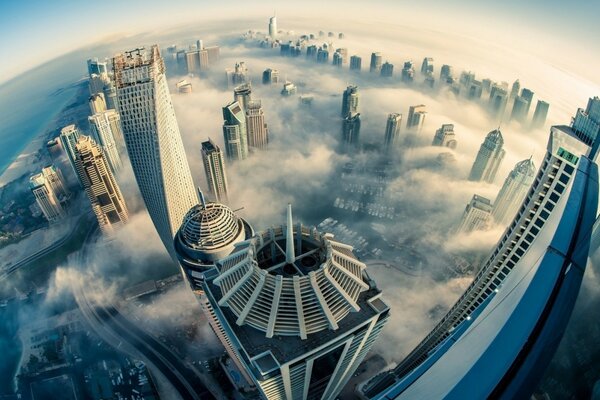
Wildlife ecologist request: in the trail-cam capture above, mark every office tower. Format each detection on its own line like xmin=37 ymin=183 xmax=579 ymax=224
xmin=384 ymin=113 xmax=402 ymax=148
xmin=341 ymin=85 xmax=359 ymax=118
xmin=342 ymin=113 xmax=361 ymax=148
xmin=531 ymin=100 xmax=550 ymax=129
xmin=226 ymin=62 xmax=249 ymax=87
xmin=364 ymin=102 xmax=600 ymax=399
xmin=456 ymin=194 xmax=492 ymax=233
xmin=176 ymin=50 xmax=188 ymax=75
xmin=89 ymin=93 xmax=107 ymax=115
xmin=332 ymin=52 xmax=343 ymax=67
xmin=185 ymin=50 xmax=199 ymax=74
xmin=201 ymin=139 xmax=228 ymax=203
xmin=370 ymin=52 xmax=382 ymax=73
xmin=432 ymin=124 xmax=457 ymax=149
xmin=468 ymin=128 xmax=505 ymax=183
xmin=184 ymin=44 xmax=220 ymax=73
xmin=381 ymin=62 xmax=394 ymax=77
xmin=511 ymin=96 xmax=529 ymax=123
xmin=176 ymin=80 xmax=192 ymax=93
xmin=306 ymin=45 xmax=318 ymax=60
xmin=87 ymin=58 xmax=107 ymax=75
xmin=233 ymin=83 xmax=252 ymax=112
xmin=268 ymin=15 xmax=277 ymax=39
xmin=30 ymin=172 xmax=66 ymax=223
xmin=176 ymin=204 xmax=389 ymax=400
xmin=468 ymin=80 xmax=483 ymax=100
xmin=440 ymin=64 xmax=453 ymax=83
xmin=349 ymin=55 xmax=361 ymax=71
xmin=492 ymin=158 xmax=536 ymax=226
xmin=489 ymin=85 xmax=509 ymax=122
xmin=316 ymin=48 xmax=329 ymax=63
xmin=401 ymin=61 xmax=415 ymax=83
xmin=222 ymin=101 xmax=248 ymax=161
xmin=520 ymin=88 xmax=534 ymax=115
xmin=421 ymin=57 xmax=434 ymax=75
xmin=281 ymin=81 xmax=297 ymax=96
xmin=59 ymin=124 xmax=82 ymax=178
xmin=41 ymin=165 xmax=69 ymax=202
xmin=74 ymin=136 xmax=129 ymax=235
xmin=113 ymin=46 xmax=198 ymax=257
xmin=88 ymin=110 xmax=123 ymax=173
xmin=406 ymin=105 xmax=427 ymax=133
xmin=509 ymin=79 xmax=521 ymax=99
xmin=246 ymin=101 xmax=269 ymax=149
xmin=459 ymin=71 xmax=476 ymax=89
xmin=262 ymin=68 xmax=279 ymax=84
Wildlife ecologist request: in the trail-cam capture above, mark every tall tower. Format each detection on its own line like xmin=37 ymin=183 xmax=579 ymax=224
xmin=370 ymin=52 xmax=382 ymax=73
xmin=88 ymin=110 xmax=123 ymax=174
xmin=492 ymin=158 xmax=536 ymax=226
xmin=456 ymin=194 xmax=492 ymax=233
xmin=384 ymin=113 xmax=402 ymax=148
xmin=406 ymin=105 xmax=427 ymax=132
xmin=341 ymin=85 xmax=359 ymax=118
xmin=468 ymin=128 xmax=506 ymax=183
xmin=222 ymin=101 xmax=248 ymax=161
xmin=59 ymin=124 xmax=82 ymax=178
xmin=432 ymin=124 xmax=457 ymax=149
xmin=29 ymin=172 xmax=66 ymax=223
xmin=246 ymin=101 xmax=269 ymax=149
xmin=511 ymin=96 xmax=529 ymax=123
xmin=201 ymin=139 xmax=229 ymax=203
xmin=74 ymin=136 xmax=129 ymax=235
xmin=349 ymin=55 xmax=362 ymax=72
xmin=269 ymin=15 xmax=277 ymax=39
xmin=531 ymin=100 xmax=550 ymax=129
xmin=176 ymin=205 xmax=389 ymax=400
xmin=41 ymin=165 xmax=69 ymax=203
xmin=342 ymin=114 xmax=361 ymax=149
xmin=233 ymin=83 xmax=252 ymax=112
xmin=113 ymin=46 xmax=197 ymax=256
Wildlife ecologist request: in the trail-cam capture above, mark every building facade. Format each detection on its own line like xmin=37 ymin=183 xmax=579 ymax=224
xmin=341 ymin=85 xmax=359 ymax=118
xmin=246 ymin=101 xmax=269 ymax=150
xmin=201 ymin=139 xmax=229 ymax=203
xmin=456 ymin=194 xmax=493 ymax=233
xmin=468 ymin=128 xmax=506 ymax=183
xmin=492 ymin=158 xmax=536 ymax=226
xmin=384 ymin=113 xmax=402 ymax=148
xmin=406 ymin=105 xmax=426 ymax=133
xmin=222 ymin=101 xmax=249 ymax=161
xmin=29 ymin=172 xmax=66 ymax=223
xmin=88 ymin=110 xmax=124 ymax=174
xmin=432 ymin=124 xmax=457 ymax=149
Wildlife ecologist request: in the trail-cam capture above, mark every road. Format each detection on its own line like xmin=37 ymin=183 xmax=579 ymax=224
xmin=73 ymin=226 xmax=219 ymax=400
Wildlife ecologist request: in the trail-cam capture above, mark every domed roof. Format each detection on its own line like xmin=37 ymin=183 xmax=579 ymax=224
xmin=181 ymin=203 xmax=243 ymax=251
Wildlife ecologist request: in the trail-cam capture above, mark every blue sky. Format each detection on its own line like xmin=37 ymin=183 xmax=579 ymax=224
xmin=0 ymin=0 xmax=599 ymax=85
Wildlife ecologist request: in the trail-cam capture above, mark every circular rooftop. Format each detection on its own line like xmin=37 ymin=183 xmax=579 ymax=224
xmin=213 ymin=224 xmax=370 ymax=339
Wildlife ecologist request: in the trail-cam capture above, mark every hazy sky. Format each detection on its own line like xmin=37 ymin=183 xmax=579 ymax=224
xmin=1 ymin=0 xmax=599 ymax=86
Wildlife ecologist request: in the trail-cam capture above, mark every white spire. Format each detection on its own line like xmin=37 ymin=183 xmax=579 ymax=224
xmin=286 ymin=203 xmax=295 ymax=264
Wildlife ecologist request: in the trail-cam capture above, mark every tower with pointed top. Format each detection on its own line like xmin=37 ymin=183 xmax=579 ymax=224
xmin=269 ymin=14 xmax=278 ymax=39
xmin=468 ymin=128 xmax=506 ymax=183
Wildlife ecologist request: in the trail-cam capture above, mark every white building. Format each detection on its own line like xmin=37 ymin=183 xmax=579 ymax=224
xmin=246 ymin=100 xmax=269 ymax=149
xmin=88 ymin=110 xmax=124 ymax=174
xmin=468 ymin=128 xmax=506 ymax=183
xmin=201 ymin=139 xmax=229 ymax=203
xmin=492 ymin=158 xmax=536 ymax=226
xmin=113 ymin=46 xmax=197 ymax=257
xmin=457 ymin=194 xmax=493 ymax=233
xmin=269 ymin=15 xmax=278 ymax=39
xmin=29 ymin=172 xmax=66 ymax=223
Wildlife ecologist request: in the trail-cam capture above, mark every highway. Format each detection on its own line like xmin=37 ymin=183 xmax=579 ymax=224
xmin=73 ymin=226 xmax=218 ymax=400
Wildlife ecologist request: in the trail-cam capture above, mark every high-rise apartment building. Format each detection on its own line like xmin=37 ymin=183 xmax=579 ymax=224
xmin=384 ymin=113 xmax=402 ymax=148
xmin=511 ymin=95 xmax=529 ymax=123
xmin=531 ymin=100 xmax=550 ymax=129
xmin=201 ymin=139 xmax=229 ymax=203
xmin=317 ymin=48 xmax=329 ymax=64
xmin=332 ymin=52 xmax=343 ymax=67
xmin=59 ymin=124 xmax=82 ymax=179
xmin=341 ymin=85 xmax=359 ymax=118
xmin=29 ymin=170 xmax=66 ymax=223
xmin=88 ymin=110 xmax=124 ymax=174
xmin=342 ymin=114 xmax=361 ymax=149
xmin=89 ymin=93 xmax=107 ymax=115
xmin=401 ymin=61 xmax=415 ymax=83
xmin=421 ymin=57 xmax=434 ymax=75
xmin=262 ymin=68 xmax=279 ymax=84
xmin=468 ymin=128 xmax=505 ymax=183
xmin=350 ymin=55 xmax=361 ymax=71
xmin=184 ymin=43 xmax=220 ymax=74
xmin=509 ymin=79 xmax=521 ymax=100
xmin=175 ymin=204 xmax=389 ymax=400
xmin=406 ymin=105 xmax=427 ymax=133
xmin=489 ymin=86 xmax=509 ymax=122
xmin=268 ymin=15 xmax=277 ymax=39
xmin=113 ymin=46 xmax=197 ymax=256
xmin=370 ymin=52 xmax=382 ymax=73
xmin=432 ymin=124 xmax=457 ymax=149
xmin=245 ymin=101 xmax=269 ymax=150
xmin=381 ymin=62 xmax=394 ymax=77
xmin=74 ymin=136 xmax=129 ymax=235
xmin=456 ymin=194 xmax=492 ymax=233
xmin=233 ymin=83 xmax=252 ymax=112
xmin=521 ymin=88 xmax=534 ymax=116
xmin=440 ymin=64 xmax=453 ymax=83
xmin=222 ymin=101 xmax=248 ymax=161
xmin=492 ymin=158 xmax=536 ymax=226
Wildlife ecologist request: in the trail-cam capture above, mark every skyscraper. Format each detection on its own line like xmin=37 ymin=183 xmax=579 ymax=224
xmin=87 ymin=58 xmax=107 ymax=75
xmin=421 ymin=57 xmax=434 ymax=75
xmin=222 ymin=101 xmax=248 ymax=161
xmin=511 ymin=96 xmax=529 ymax=123
xmin=268 ymin=15 xmax=277 ymax=39
xmin=113 ymin=46 xmax=197 ymax=257
xmin=521 ymin=88 xmax=534 ymax=116
xmin=332 ymin=52 xmax=343 ymax=67
xmin=74 ymin=135 xmax=129 ymax=235
xmin=432 ymin=124 xmax=457 ymax=149
xmin=89 ymin=93 xmax=107 ymax=115
xmin=233 ymin=83 xmax=252 ymax=112
xmin=341 ymin=85 xmax=359 ymax=118
xmin=349 ymin=55 xmax=361 ymax=71
xmin=370 ymin=52 xmax=382 ymax=73
xmin=342 ymin=114 xmax=361 ymax=148
xmin=30 ymin=171 xmax=66 ymax=223
xmin=384 ymin=113 xmax=402 ymax=148
xmin=456 ymin=194 xmax=492 ymax=233
xmin=468 ymin=128 xmax=506 ymax=183
xmin=571 ymin=96 xmax=600 ymax=148
xmin=401 ymin=61 xmax=415 ymax=83
xmin=489 ymin=85 xmax=509 ymax=122
xmin=175 ymin=204 xmax=389 ymax=400
xmin=281 ymin=81 xmax=297 ymax=96
xmin=316 ymin=48 xmax=329 ymax=63
xmin=201 ymin=139 xmax=228 ymax=203
xmin=406 ymin=105 xmax=427 ymax=132
xmin=492 ymin=158 xmax=536 ymax=226
xmin=59 ymin=124 xmax=82 ymax=179
xmin=262 ymin=68 xmax=279 ymax=84
xmin=381 ymin=62 xmax=394 ymax=77
xmin=246 ymin=100 xmax=269 ymax=149
xmin=88 ymin=110 xmax=123 ymax=174
xmin=509 ymin=79 xmax=521 ymax=100
xmin=531 ymin=100 xmax=550 ymax=129
xmin=440 ymin=64 xmax=453 ymax=83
